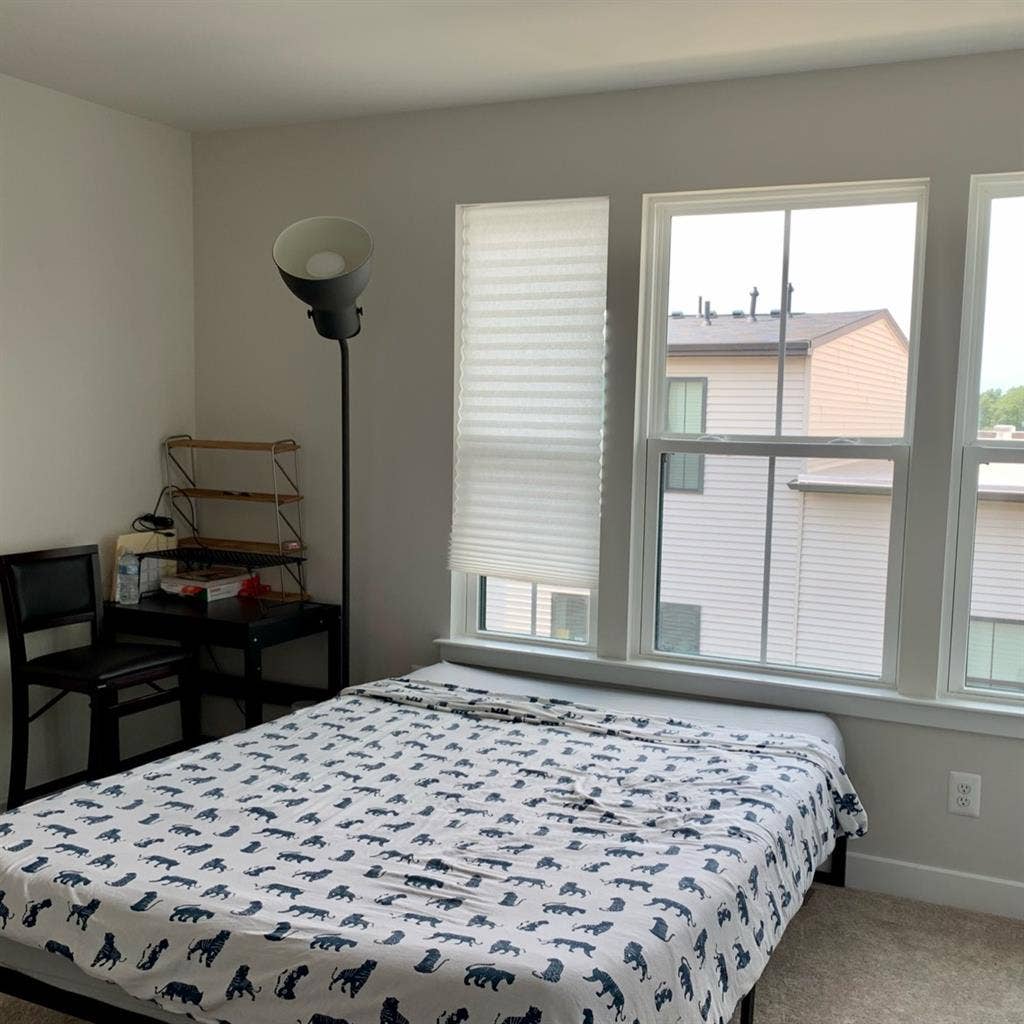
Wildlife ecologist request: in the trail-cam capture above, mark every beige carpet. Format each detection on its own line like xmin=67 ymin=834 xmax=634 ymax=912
xmin=1 ymin=887 xmax=1021 ymax=1024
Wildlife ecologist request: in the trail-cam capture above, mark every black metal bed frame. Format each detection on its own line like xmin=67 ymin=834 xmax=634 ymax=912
xmin=0 ymin=835 xmax=849 ymax=1024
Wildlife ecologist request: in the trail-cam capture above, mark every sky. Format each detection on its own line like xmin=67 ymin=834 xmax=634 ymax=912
xmin=980 ymin=195 xmax=1024 ymax=393
xmin=667 ymin=198 xmax=1021 ymax=393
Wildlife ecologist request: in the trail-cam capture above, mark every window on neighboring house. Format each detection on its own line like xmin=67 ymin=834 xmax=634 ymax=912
xmin=967 ymin=618 xmax=1024 ymax=686
xmin=656 ymin=602 xmax=701 ymax=654
xmin=639 ymin=181 xmax=925 ymax=680
xmin=551 ymin=592 xmax=589 ymax=643
xmin=665 ymin=378 xmax=706 ymax=492
xmin=450 ymin=197 xmax=609 ymax=648
xmin=948 ymin=173 xmax=1024 ymax=698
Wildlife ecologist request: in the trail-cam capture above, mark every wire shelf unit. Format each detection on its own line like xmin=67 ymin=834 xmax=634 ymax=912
xmin=163 ymin=435 xmax=308 ymax=601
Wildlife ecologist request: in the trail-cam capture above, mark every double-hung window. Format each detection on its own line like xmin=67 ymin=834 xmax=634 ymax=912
xmin=948 ymin=173 xmax=1024 ymax=699
xmin=636 ymin=181 xmax=927 ymax=683
xmin=449 ymin=197 xmax=609 ymax=647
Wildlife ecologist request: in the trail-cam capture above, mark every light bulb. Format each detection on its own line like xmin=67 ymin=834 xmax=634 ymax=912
xmin=305 ymin=250 xmax=346 ymax=278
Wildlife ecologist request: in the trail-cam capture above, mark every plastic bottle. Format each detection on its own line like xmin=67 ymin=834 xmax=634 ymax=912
xmin=116 ymin=551 xmax=141 ymax=605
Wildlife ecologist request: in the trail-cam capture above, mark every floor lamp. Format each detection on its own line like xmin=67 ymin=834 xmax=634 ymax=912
xmin=272 ymin=216 xmax=374 ymax=691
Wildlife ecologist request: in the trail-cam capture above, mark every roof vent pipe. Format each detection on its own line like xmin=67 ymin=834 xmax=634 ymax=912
xmin=703 ymin=299 xmax=712 ymax=325
xmin=749 ymin=286 xmax=759 ymax=321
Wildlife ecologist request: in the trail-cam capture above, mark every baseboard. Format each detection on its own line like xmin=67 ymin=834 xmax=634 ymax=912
xmin=847 ymin=851 xmax=1024 ymax=919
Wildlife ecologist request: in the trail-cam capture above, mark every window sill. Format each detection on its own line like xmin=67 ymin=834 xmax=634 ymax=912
xmin=435 ymin=637 xmax=1024 ymax=740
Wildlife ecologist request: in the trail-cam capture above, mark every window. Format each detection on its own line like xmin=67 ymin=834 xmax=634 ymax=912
xmin=478 ymin=577 xmax=591 ymax=644
xmin=656 ymin=602 xmax=701 ymax=654
xmin=967 ymin=619 xmax=1024 ymax=687
xmin=551 ymin=592 xmax=589 ymax=643
xmin=665 ymin=377 xmax=706 ymax=492
xmin=450 ymin=197 xmax=609 ymax=648
xmin=638 ymin=181 xmax=926 ymax=681
xmin=948 ymin=173 xmax=1024 ymax=698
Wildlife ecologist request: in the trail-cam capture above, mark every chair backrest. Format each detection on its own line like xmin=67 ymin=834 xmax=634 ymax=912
xmin=0 ymin=545 xmax=103 ymax=667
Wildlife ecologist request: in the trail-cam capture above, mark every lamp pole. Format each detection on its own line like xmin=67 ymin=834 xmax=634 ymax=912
xmin=338 ymin=335 xmax=350 ymax=691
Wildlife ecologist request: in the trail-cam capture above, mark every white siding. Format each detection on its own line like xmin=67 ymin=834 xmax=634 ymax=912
xmin=659 ymin=357 xmax=807 ymax=661
xmin=792 ymin=493 xmax=891 ymax=676
xmin=970 ymin=500 xmax=1024 ymax=622
xmin=806 ymin=319 xmax=908 ymax=437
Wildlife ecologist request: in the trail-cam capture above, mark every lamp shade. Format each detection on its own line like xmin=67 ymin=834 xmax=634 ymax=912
xmin=273 ymin=216 xmax=373 ymax=340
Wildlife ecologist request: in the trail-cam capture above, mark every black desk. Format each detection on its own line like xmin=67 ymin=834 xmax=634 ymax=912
xmin=106 ymin=595 xmax=341 ymax=728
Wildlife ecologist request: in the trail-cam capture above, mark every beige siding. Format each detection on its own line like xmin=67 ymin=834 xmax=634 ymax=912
xmin=806 ymin=319 xmax=908 ymax=437
xmin=792 ymin=493 xmax=891 ymax=676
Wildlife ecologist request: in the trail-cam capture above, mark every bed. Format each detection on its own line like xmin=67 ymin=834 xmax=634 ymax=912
xmin=0 ymin=661 xmax=866 ymax=1024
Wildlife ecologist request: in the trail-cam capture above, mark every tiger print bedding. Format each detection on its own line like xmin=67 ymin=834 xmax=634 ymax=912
xmin=0 ymin=677 xmax=867 ymax=1024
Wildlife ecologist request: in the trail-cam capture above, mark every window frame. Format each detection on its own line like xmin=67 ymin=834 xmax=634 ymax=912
xmin=946 ymin=172 xmax=1024 ymax=702
xmin=630 ymin=179 xmax=929 ymax=687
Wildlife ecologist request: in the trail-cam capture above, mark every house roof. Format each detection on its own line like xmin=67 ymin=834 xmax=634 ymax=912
xmin=788 ymin=458 xmax=1024 ymax=500
xmin=667 ymin=309 xmax=905 ymax=356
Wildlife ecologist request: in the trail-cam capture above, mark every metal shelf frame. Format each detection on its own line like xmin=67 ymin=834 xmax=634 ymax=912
xmin=163 ymin=435 xmax=307 ymax=599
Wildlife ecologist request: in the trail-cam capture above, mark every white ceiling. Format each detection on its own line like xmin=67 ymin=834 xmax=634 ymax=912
xmin=0 ymin=0 xmax=1022 ymax=131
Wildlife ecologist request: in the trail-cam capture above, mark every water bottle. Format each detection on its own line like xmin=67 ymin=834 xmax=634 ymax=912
xmin=116 ymin=551 xmax=141 ymax=605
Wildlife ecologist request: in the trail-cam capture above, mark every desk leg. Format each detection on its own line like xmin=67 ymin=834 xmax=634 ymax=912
xmin=179 ymin=649 xmax=202 ymax=747
xmin=243 ymin=644 xmax=263 ymax=728
xmin=327 ymin=610 xmax=343 ymax=696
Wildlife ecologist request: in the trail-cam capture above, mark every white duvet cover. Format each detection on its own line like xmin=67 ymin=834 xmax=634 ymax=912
xmin=0 ymin=677 xmax=867 ymax=1024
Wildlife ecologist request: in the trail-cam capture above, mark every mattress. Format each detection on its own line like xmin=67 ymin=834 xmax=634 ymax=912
xmin=0 ymin=671 xmax=863 ymax=1024
xmin=411 ymin=662 xmax=846 ymax=761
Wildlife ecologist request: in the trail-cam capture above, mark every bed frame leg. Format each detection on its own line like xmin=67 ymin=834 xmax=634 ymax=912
xmin=740 ymin=985 xmax=756 ymax=1024
xmin=813 ymin=834 xmax=848 ymax=887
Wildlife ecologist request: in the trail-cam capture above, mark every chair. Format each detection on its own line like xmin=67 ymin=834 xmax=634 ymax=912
xmin=0 ymin=545 xmax=199 ymax=809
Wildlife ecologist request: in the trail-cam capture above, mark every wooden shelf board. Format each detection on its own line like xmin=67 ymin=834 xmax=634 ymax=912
xmin=167 ymin=438 xmax=300 ymax=453
xmin=174 ymin=487 xmax=302 ymax=505
xmin=178 ymin=536 xmax=305 ymax=555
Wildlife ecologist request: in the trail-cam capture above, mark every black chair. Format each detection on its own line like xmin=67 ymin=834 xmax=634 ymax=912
xmin=0 ymin=545 xmax=199 ymax=809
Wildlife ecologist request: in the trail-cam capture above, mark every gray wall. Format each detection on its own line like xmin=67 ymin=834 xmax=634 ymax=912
xmin=190 ymin=52 xmax=1024 ymax=887
xmin=0 ymin=74 xmax=194 ymax=792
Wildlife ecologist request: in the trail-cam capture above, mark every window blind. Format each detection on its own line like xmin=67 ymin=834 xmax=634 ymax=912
xmin=449 ymin=197 xmax=610 ymax=589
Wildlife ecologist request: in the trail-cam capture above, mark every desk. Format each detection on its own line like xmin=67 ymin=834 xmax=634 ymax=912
xmin=106 ymin=595 xmax=341 ymax=728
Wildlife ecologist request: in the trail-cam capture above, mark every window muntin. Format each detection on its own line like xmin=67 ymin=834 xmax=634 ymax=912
xmin=949 ymin=174 xmax=1024 ymax=700
xmin=640 ymin=181 xmax=925 ymax=684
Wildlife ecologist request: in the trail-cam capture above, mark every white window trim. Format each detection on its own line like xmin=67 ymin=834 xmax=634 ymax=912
xmin=630 ymin=179 xmax=928 ymax=688
xmin=946 ymin=172 xmax=1024 ymax=702
xmin=435 ymin=637 xmax=1024 ymax=741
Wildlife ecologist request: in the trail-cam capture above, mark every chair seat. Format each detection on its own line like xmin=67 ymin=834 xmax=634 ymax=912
xmin=24 ymin=642 xmax=188 ymax=685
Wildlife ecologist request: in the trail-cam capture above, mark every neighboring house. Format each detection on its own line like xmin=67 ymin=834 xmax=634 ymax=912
xmin=658 ymin=308 xmax=1023 ymax=682
xmin=485 ymin=308 xmax=1022 ymax=684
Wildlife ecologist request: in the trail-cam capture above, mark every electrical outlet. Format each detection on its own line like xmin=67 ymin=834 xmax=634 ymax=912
xmin=948 ymin=771 xmax=981 ymax=818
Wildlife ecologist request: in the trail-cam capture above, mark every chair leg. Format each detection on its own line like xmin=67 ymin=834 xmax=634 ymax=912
xmin=7 ymin=681 xmax=29 ymax=810
xmin=87 ymin=688 xmax=119 ymax=781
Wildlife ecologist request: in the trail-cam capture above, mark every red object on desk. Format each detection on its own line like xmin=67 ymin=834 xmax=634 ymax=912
xmin=238 ymin=574 xmax=271 ymax=598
